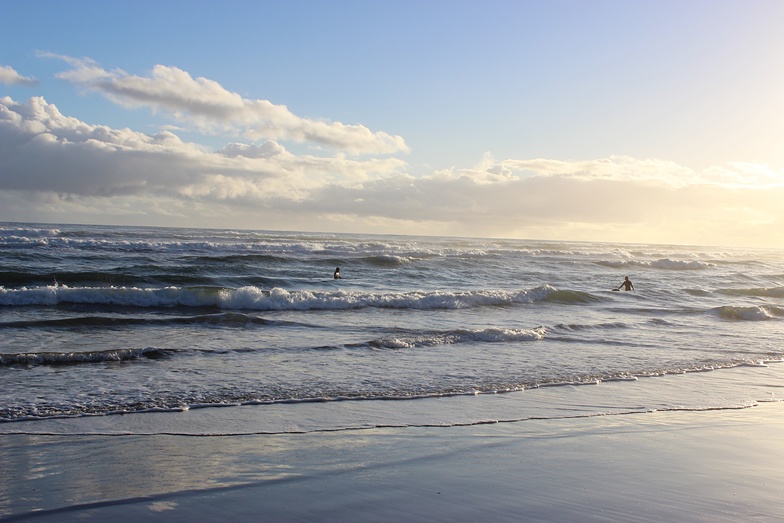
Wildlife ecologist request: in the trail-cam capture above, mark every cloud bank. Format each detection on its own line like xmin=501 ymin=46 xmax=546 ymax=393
xmin=2 ymin=94 xmax=782 ymax=248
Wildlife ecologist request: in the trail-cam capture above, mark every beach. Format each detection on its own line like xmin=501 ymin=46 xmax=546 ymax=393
xmin=3 ymin=364 xmax=784 ymax=522
xmin=2 ymin=224 xmax=783 ymax=521
xmin=3 ymin=2 xmax=784 ymax=519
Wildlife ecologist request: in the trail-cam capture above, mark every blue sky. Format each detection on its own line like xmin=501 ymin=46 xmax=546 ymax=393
xmin=1 ymin=0 xmax=783 ymax=247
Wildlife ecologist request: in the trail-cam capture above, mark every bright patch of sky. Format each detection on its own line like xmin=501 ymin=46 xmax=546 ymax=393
xmin=1 ymin=0 xmax=783 ymax=247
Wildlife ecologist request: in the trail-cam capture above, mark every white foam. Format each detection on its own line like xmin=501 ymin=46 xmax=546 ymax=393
xmin=0 ymin=283 xmax=563 ymax=311
xmin=372 ymin=327 xmax=546 ymax=348
xmin=598 ymin=258 xmax=715 ymax=270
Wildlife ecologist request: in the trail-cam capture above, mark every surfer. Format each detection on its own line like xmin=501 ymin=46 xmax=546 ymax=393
xmin=615 ymin=276 xmax=634 ymax=291
xmin=334 ymin=267 xmax=341 ymax=279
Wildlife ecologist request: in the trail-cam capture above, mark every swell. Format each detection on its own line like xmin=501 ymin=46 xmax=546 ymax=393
xmin=715 ymin=286 xmax=784 ymax=299
xmin=0 ymin=347 xmax=178 ymax=366
xmin=357 ymin=255 xmax=412 ymax=267
xmin=712 ymin=305 xmax=784 ymax=321
xmin=1 ymin=269 xmax=281 ymax=289
xmin=0 ymin=325 xmax=546 ymax=368
xmin=550 ymin=321 xmax=630 ymax=332
xmin=544 ymin=289 xmax=604 ymax=304
xmin=0 ymin=312 xmax=286 ymax=330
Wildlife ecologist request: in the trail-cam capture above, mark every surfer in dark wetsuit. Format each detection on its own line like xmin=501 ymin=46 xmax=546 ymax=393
xmin=334 ymin=267 xmax=341 ymax=279
xmin=616 ymin=276 xmax=634 ymax=291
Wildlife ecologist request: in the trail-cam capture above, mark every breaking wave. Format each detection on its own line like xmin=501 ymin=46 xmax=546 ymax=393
xmin=597 ymin=258 xmax=715 ymax=270
xmin=0 ymin=284 xmax=572 ymax=311
xmin=713 ymin=305 xmax=784 ymax=321
xmin=0 ymin=347 xmax=176 ymax=366
xmin=352 ymin=326 xmax=547 ymax=350
xmin=1 ymin=326 xmax=547 ymax=368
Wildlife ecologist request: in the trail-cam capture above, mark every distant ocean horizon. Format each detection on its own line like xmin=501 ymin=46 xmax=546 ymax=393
xmin=1 ymin=221 xmax=782 ymax=435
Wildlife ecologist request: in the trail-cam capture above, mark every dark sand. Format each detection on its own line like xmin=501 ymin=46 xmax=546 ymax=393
xmin=2 ymin=398 xmax=784 ymax=522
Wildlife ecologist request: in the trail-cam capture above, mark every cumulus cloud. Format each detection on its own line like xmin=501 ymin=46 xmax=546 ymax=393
xmin=38 ymin=53 xmax=408 ymax=155
xmin=1 ymin=95 xmax=782 ymax=247
xmin=0 ymin=65 xmax=37 ymax=86
xmin=0 ymin=96 xmax=406 ymax=199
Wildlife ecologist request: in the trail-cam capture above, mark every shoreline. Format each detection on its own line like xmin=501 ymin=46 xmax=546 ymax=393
xmin=3 ymin=395 xmax=784 ymax=521
xmin=3 ymin=361 xmax=782 ymax=438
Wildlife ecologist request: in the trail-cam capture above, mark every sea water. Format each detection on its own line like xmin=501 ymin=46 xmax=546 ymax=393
xmin=1 ymin=222 xmax=782 ymax=435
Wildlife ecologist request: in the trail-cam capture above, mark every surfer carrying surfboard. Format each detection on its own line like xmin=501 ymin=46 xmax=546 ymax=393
xmin=615 ymin=276 xmax=634 ymax=291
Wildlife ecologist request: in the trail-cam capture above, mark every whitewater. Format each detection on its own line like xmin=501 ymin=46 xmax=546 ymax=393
xmin=1 ymin=222 xmax=782 ymax=435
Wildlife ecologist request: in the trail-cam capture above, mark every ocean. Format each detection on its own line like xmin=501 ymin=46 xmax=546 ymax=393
xmin=1 ymin=222 xmax=783 ymax=436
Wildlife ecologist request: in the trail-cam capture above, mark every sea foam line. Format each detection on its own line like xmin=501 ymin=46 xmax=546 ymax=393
xmin=3 ymin=360 xmax=781 ymax=423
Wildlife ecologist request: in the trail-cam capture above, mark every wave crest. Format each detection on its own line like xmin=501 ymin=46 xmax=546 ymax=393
xmin=713 ymin=305 xmax=784 ymax=321
xmin=362 ymin=326 xmax=547 ymax=349
xmin=0 ymin=284 xmax=564 ymax=311
xmin=0 ymin=347 xmax=174 ymax=366
xmin=545 ymin=289 xmax=603 ymax=304
xmin=597 ymin=258 xmax=715 ymax=270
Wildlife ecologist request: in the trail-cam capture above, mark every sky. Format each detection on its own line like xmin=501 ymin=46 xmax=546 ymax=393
xmin=1 ymin=0 xmax=783 ymax=248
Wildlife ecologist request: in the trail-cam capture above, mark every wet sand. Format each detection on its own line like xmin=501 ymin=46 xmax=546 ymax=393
xmin=2 ymin=398 xmax=784 ymax=522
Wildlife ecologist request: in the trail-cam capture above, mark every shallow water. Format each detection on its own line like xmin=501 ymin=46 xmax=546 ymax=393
xmin=1 ymin=222 xmax=782 ymax=432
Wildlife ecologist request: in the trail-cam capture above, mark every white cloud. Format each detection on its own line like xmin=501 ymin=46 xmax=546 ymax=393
xmin=301 ymin=166 xmax=784 ymax=246
xmin=700 ymin=162 xmax=784 ymax=188
xmin=0 ymin=96 xmax=406 ymax=198
xmin=0 ymin=65 xmax=37 ymax=86
xmin=497 ymin=156 xmax=696 ymax=185
xmin=38 ymin=53 xmax=408 ymax=155
xmin=497 ymin=156 xmax=784 ymax=189
xmin=502 ymin=156 xmax=784 ymax=188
